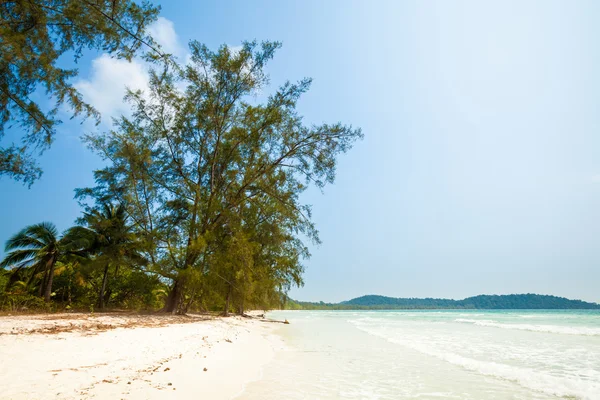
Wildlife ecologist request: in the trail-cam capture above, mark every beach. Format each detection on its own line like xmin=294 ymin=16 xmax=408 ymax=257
xmin=2 ymin=310 xmax=600 ymax=399
xmin=0 ymin=312 xmax=282 ymax=400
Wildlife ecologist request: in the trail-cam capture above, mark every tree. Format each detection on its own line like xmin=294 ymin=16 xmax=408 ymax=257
xmin=79 ymin=40 xmax=363 ymax=314
xmin=0 ymin=0 xmax=160 ymax=185
xmin=210 ymin=192 xmax=307 ymax=315
xmin=0 ymin=222 xmax=85 ymax=302
xmin=72 ymin=202 xmax=145 ymax=309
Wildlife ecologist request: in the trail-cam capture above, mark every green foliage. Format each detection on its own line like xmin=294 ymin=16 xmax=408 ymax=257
xmin=103 ymin=269 xmax=165 ymax=309
xmin=0 ymin=38 xmax=362 ymax=314
xmin=71 ymin=202 xmax=147 ymax=309
xmin=78 ymin=41 xmax=362 ymax=314
xmin=0 ymin=0 xmax=160 ymax=185
xmin=286 ymin=294 xmax=600 ymax=310
xmin=1 ymin=255 xmax=166 ymax=312
xmin=0 ymin=221 xmax=86 ymax=302
xmin=0 ymin=292 xmax=47 ymax=312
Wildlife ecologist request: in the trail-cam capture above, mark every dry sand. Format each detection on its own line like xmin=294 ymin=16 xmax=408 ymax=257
xmin=0 ymin=312 xmax=284 ymax=399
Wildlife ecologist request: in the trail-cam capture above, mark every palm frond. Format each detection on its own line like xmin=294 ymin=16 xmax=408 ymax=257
xmin=5 ymin=231 xmax=44 ymax=252
xmin=62 ymin=226 xmax=96 ymax=250
xmin=33 ymin=222 xmax=59 ymax=244
xmin=0 ymin=249 xmax=38 ymax=268
xmin=6 ymin=222 xmax=59 ymax=253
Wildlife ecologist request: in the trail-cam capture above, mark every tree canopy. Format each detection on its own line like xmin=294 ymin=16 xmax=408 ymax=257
xmin=0 ymin=221 xmax=87 ymax=302
xmin=0 ymin=40 xmax=362 ymax=314
xmin=77 ymin=40 xmax=362 ymax=314
xmin=0 ymin=40 xmax=364 ymax=313
xmin=0 ymin=0 xmax=160 ymax=185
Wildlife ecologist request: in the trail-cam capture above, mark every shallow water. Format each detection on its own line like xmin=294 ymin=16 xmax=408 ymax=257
xmin=239 ymin=310 xmax=600 ymax=399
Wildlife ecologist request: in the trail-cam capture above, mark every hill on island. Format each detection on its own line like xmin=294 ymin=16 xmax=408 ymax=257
xmin=286 ymin=294 xmax=600 ymax=310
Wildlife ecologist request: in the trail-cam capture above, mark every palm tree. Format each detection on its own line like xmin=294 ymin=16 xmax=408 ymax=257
xmin=0 ymin=222 xmax=78 ymax=302
xmin=74 ymin=202 xmax=145 ymax=309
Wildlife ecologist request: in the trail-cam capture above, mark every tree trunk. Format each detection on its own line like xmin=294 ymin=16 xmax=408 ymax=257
xmin=67 ymin=273 xmax=72 ymax=305
xmin=223 ymin=284 xmax=232 ymax=317
xmin=164 ymin=277 xmax=185 ymax=314
xmin=238 ymin=296 xmax=245 ymax=316
xmin=104 ymin=264 xmax=119 ymax=308
xmin=43 ymin=258 xmax=56 ymax=303
xmin=98 ymin=263 xmax=109 ymax=310
xmin=38 ymin=268 xmax=48 ymax=298
xmin=104 ymin=288 xmax=112 ymax=308
xmin=183 ymin=289 xmax=196 ymax=314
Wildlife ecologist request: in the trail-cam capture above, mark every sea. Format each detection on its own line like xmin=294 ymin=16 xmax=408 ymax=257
xmin=239 ymin=310 xmax=600 ymax=400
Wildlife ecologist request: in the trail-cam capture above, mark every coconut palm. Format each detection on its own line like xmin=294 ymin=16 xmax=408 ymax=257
xmin=0 ymin=222 xmax=86 ymax=302
xmin=74 ymin=202 xmax=146 ymax=309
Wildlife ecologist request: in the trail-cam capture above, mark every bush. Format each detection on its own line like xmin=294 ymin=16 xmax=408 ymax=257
xmin=0 ymin=293 xmax=48 ymax=312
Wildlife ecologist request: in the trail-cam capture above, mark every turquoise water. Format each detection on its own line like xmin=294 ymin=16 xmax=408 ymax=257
xmin=239 ymin=310 xmax=600 ymax=399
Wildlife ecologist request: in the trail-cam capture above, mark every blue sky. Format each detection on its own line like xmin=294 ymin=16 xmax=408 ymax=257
xmin=2 ymin=0 xmax=600 ymax=302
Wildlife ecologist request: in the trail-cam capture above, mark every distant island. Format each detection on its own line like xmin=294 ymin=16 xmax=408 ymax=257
xmin=285 ymin=294 xmax=600 ymax=310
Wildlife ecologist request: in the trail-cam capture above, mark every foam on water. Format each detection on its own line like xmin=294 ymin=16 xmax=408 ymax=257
xmin=454 ymin=318 xmax=600 ymax=336
xmin=351 ymin=322 xmax=599 ymax=399
xmin=240 ymin=310 xmax=600 ymax=400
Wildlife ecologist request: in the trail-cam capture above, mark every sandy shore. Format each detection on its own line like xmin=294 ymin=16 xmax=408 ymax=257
xmin=0 ymin=312 xmax=283 ymax=399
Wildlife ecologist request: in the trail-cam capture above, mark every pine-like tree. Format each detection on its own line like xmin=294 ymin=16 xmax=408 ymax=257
xmin=0 ymin=0 xmax=160 ymax=185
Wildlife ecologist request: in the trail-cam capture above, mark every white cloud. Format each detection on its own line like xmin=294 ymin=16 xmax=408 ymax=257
xmin=74 ymin=17 xmax=250 ymax=129
xmin=147 ymin=17 xmax=185 ymax=58
xmin=75 ymin=54 xmax=149 ymax=123
xmin=75 ymin=18 xmax=187 ymax=126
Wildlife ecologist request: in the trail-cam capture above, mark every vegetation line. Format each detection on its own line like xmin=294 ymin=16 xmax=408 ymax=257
xmin=285 ymin=294 xmax=600 ymax=310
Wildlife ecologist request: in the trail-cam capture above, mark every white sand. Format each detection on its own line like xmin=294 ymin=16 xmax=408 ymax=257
xmin=0 ymin=313 xmax=283 ymax=399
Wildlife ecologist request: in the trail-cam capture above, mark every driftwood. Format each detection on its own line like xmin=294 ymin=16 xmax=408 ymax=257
xmin=259 ymin=318 xmax=289 ymax=324
xmin=238 ymin=312 xmax=289 ymax=324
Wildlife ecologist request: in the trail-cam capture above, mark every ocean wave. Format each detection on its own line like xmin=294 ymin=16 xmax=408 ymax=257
xmin=351 ymin=323 xmax=600 ymax=400
xmin=454 ymin=318 xmax=600 ymax=336
xmin=517 ymin=314 xmax=598 ymax=320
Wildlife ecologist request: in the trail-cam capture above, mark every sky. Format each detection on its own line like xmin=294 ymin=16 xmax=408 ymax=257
xmin=2 ymin=0 xmax=600 ymax=303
